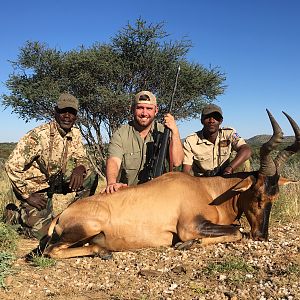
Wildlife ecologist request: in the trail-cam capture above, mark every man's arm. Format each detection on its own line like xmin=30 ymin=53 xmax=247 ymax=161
xmin=164 ymin=113 xmax=184 ymax=167
xmin=5 ymin=131 xmax=42 ymax=199
xmin=223 ymin=144 xmax=252 ymax=174
xmin=5 ymin=131 xmax=50 ymax=210
xmin=103 ymin=156 xmax=127 ymax=193
xmin=182 ymin=136 xmax=194 ymax=174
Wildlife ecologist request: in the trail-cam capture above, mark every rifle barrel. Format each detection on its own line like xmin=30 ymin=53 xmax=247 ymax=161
xmin=152 ymin=65 xmax=180 ymax=178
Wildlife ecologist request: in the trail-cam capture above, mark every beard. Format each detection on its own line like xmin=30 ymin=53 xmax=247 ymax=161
xmin=134 ymin=115 xmax=155 ymax=129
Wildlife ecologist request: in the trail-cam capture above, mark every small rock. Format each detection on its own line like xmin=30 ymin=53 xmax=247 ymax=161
xmin=138 ymin=269 xmax=162 ymax=277
xmin=219 ymin=274 xmax=227 ymax=281
xmin=171 ymin=265 xmax=186 ymax=274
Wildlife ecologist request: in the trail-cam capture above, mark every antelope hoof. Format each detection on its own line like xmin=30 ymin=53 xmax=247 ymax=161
xmin=174 ymin=240 xmax=195 ymax=251
xmin=100 ymin=252 xmax=113 ymax=260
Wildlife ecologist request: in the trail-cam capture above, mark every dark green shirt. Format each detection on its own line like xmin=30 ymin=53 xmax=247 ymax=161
xmin=108 ymin=121 xmax=165 ymax=185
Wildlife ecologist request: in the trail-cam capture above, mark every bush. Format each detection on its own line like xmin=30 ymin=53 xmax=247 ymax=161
xmin=0 ymin=222 xmax=19 ymax=287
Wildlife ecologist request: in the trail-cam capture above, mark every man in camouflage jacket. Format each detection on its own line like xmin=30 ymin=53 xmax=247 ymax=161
xmin=4 ymin=93 xmax=97 ymax=240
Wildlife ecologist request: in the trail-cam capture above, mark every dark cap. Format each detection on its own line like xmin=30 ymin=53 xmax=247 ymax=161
xmin=57 ymin=93 xmax=79 ymax=111
xmin=134 ymin=91 xmax=157 ymax=106
xmin=202 ymin=104 xmax=223 ymax=117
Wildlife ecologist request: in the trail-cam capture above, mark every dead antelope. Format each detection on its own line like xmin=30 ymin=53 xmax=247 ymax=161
xmin=44 ymin=110 xmax=299 ymax=259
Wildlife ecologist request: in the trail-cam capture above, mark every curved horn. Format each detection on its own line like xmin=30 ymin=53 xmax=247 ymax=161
xmin=259 ymin=109 xmax=283 ymax=175
xmin=274 ymin=111 xmax=300 ymax=174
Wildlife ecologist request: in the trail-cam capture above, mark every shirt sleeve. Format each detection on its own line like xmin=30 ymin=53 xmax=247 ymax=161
xmin=108 ymin=128 xmax=124 ymax=160
xmin=5 ymin=130 xmax=42 ymax=199
xmin=183 ymin=137 xmax=194 ymax=165
xmin=229 ymin=128 xmax=247 ymax=151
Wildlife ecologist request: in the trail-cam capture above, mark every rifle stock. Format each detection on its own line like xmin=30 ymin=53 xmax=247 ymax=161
xmin=152 ymin=128 xmax=171 ymax=177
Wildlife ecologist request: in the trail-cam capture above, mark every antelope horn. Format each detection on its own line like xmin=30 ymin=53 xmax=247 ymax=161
xmin=274 ymin=111 xmax=300 ymax=174
xmin=259 ymin=109 xmax=284 ymax=175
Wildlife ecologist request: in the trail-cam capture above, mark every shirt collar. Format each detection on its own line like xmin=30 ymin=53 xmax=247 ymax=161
xmin=196 ymin=129 xmax=221 ymax=145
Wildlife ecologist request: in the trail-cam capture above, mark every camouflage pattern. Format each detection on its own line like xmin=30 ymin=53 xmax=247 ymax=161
xmin=108 ymin=121 xmax=165 ymax=185
xmin=183 ymin=127 xmax=250 ymax=175
xmin=5 ymin=120 xmax=97 ymax=239
xmin=15 ymin=171 xmax=97 ymax=240
xmin=5 ymin=120 xmax=92 ymax=198
xmin=19 ymin=192 xmax=52 ymax=239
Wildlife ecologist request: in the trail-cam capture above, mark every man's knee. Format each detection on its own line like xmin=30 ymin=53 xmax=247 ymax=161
xmin=19 ymin=202 xmax=53 ymax=240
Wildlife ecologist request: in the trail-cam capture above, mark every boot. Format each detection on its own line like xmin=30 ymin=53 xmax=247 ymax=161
xmin=3 ymin=203 xmax=20 ymax=225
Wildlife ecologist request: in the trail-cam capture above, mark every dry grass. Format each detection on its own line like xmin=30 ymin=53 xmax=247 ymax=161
xmin=273 ymin=161 xmax=300 ymax=221
xmin=0 ymin=161 xmax=16 ymax=217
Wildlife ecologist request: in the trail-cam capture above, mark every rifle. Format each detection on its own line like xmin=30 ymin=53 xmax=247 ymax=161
xmin=47 ymin=171 xmax=64 ymax=198
xmin=149 ymin=65 xmax=181 ymax=179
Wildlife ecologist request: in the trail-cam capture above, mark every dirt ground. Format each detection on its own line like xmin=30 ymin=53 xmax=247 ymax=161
xmin=0 ymin=221 xmax=299 ymax=300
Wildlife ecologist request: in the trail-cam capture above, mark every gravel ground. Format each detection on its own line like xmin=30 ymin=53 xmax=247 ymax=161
xmin=0 ymin=221 xmax=299 ymax=300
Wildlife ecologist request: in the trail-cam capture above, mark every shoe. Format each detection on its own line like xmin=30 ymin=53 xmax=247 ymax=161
xmin=3 ymin=203 xmax=19 ymax=225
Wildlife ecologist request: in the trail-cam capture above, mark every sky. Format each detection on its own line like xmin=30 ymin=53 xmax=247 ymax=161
xmin=1 ymin=0 xmax=300 ymax=142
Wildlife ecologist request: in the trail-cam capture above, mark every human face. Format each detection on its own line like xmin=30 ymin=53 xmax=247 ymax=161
xmin=133 ymin=103 xmax=158 ymax=128
xmin=202 ymin=112 xmax=223 ymax=135
xmin=55 ymin=107 xmax=77 ymax=132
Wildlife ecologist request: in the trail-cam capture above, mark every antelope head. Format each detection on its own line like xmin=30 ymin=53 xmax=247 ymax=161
xmin=245 ymin=109 xmax=299 ymax=241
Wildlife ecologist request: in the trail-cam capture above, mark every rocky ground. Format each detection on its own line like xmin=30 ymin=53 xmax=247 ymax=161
xmin=0 ymin=221 xmax=299 ymax=300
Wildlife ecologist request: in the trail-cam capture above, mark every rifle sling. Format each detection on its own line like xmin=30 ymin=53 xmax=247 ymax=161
xmin=47 ymin=122 xmax=55 ymax=176
xmin=47 ymin=122 xmax=69 ymax=176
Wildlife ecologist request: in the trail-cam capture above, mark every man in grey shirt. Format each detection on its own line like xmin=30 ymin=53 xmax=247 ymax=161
xmin=104 ymin=91 xmax=184 ymax=193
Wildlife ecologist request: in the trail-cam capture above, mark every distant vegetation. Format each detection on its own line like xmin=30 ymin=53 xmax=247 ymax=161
xmin=246 ymin=136 xmax=300 ymax=170
xmin=246 ymin=135 xmax=295 ymax=145
xmin=0 ymin=143 xmax=16 ymax=162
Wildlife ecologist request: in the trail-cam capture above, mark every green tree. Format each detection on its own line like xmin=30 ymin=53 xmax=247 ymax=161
xmin=2 ymin=18 xmax=226 ymax=176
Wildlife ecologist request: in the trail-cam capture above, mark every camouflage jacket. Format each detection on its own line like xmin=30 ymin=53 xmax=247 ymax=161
xmin=5 ymin=121 xmax=90 ymax=199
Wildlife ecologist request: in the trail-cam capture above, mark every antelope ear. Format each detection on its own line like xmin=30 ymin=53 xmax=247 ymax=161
xmin=278 ymin=177 xmax=298 ymax=186
xmin=232 ymin=176 xmax=255 ymax=192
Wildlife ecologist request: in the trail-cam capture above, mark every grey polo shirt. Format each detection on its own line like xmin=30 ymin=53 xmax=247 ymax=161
xmin=108 ymin=121 xmax=165 ymax=185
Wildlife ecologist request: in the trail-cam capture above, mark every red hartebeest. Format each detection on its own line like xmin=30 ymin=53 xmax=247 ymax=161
xmin=43 ymin=110 xmax=299 ymax=259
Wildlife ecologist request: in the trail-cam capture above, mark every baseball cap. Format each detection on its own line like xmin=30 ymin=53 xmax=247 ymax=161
xmin=202 ymin=104 xmax=223 ymax=117
xmin=57 ymin=93 xmax=79 ymax=111
xmin=134 ymin=91 xmax=157 ymax=106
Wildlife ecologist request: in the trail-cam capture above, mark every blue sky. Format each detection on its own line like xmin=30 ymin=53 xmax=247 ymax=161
xmin=1 ymin=0 xmax=299 ymax=142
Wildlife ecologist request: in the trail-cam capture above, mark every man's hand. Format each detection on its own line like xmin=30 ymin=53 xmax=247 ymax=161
xmin=26 ymin=193 xmax=47 ymax=210
xmin=101 ymin=183 xmax=128 ymax=194
xmin=69 ymin=165 xmax=86 ymax=191
xmin=163 ymin=113 xmax=178 ymax=133
xmin=223 ymin=166 xmax=234 ymax=175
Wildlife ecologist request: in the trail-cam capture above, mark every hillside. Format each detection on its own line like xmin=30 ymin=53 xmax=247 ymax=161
xmin=246 ymin=135 xmax=294 ymax=145
xmin=0 ymin=143 xmax=16 ymax=161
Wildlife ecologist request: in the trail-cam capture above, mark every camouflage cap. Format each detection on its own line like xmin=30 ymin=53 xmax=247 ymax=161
xmin=202 ymin=104 xmax=223 ymax=117
xmin=57 ymin=93 xmax=79 ymax=111
xmin=134 ymin=91 xmax=157 ymax=106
